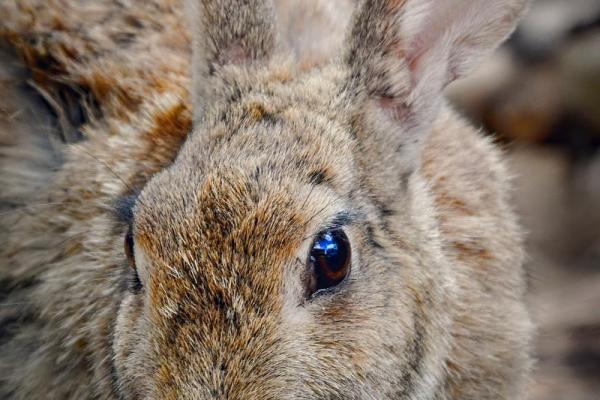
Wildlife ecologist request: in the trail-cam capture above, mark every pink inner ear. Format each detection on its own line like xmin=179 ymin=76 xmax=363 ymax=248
xmin=404 ymin=0 xmax=525 ymax=87
xmin=219 ymin=43 xmax=250 ymax=66
xmin=403 ymin=1 xmax=457 ymax=86
xmin=378 ymin=96 xmax=412 ymax=122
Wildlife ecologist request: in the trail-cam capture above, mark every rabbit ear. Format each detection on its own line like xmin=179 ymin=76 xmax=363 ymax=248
xmin=343 ymin=0 xmax=529 ymax=173
xmin=186 ymin=0 xmax=278 ymax=122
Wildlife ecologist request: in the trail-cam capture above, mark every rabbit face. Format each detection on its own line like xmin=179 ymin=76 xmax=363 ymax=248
xmin=112 ymin=77 xmax=453 ymax=398
xmin=0 ymin=0 xmax=533 ymax=399
xmin=110 ymin=0 xmax=531 ymax=398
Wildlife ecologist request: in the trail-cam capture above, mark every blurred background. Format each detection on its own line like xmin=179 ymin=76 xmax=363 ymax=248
xmin=447 ymin=0 xmax=600 ymax=398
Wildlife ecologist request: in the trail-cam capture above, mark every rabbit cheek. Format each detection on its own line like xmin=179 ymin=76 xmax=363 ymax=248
xmin=113 ymin=293 xmax=152 ymax=398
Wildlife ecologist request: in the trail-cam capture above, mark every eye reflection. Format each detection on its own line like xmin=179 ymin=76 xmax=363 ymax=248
xmin=308 ymin=229 xmax=351 ymax=295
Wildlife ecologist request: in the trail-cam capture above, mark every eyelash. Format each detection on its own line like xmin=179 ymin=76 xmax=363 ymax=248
xmin=124 ymin=224 xmax=143 ymax=293
xmin=128 ymin=270 xmax=143 ymax=294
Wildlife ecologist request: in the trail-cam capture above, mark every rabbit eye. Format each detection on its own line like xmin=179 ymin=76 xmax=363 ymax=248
xmin=124 ymin=225 xmax=136 ymax=270
xmin=307 ymin=229 xmax=351 ymax=296
xmin=124 ymin=225 xmax=143 ymax=292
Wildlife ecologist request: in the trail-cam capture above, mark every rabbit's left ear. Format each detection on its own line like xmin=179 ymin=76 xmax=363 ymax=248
xmin=342 ymin=0 xmax=530 ymax=174
xmin=186 ymin=0 xmax=278 ymax=122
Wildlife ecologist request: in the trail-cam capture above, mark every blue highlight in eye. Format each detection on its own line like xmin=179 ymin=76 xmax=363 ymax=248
xmin=313 ymin=232 xmax=340 ymax=256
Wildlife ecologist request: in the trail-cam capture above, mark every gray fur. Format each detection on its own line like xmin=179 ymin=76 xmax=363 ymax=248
xmin=0 ymin=0 xmax=533 ymax=399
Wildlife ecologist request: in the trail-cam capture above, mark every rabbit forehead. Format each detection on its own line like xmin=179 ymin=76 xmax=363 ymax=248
xmin=130 ymin=174 xmax=355 ymax=397
xmin=134 ymin=159 xmax=352 ymax=303
xmin=134 ymin=78 xmax=357 ymax=262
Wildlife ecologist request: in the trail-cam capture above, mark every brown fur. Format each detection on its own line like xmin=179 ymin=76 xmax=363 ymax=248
xmin=0 ymin=0 xmax=533 ymax=399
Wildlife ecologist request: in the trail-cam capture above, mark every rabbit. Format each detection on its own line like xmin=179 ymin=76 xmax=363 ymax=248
xmin=0 ymin=0 xmax=534 ymax=399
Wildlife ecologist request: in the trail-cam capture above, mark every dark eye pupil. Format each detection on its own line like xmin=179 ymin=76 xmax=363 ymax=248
xmin=308 ymin=229 xmax=351 ymax=294
xmin=124 ymin=225 xmax=143 ymax=293
xmin=124 ymin=225 xmax=135 ymax=270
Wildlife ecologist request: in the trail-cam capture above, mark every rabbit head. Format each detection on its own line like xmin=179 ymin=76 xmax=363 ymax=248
xmin=113 ymin=0 xmax=530 ymax=399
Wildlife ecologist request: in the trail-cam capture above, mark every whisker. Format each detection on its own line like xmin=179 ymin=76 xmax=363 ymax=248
xmin=27 ymin=79 xmax=83 ymax=144
xmin=0 ymin=202 xmax=66 ymax=218
xmin=0 ymin=302 xmax=39 ymax=307
xmin=299 ymin=182 xmax=316 ymax=211
xmin=299 ymin=197 xmax=341 ymax=242
xmin=70 ymin=144 xmax=136 ymax=195
xmin=69 ymin=144 xmax=149 ymax=211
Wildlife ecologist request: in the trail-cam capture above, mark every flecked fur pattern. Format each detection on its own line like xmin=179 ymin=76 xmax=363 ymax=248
xmin=0 ymin=0 xmax=533 ymax=399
